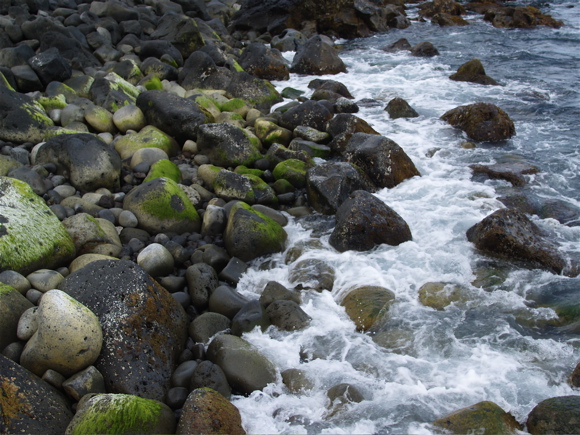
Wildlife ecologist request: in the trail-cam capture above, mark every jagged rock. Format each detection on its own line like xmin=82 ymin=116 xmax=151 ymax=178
xmin=450 ymin=59 xmax=498 ymax=86
xmin=433 ymin=401 xmax=521 ymax=434
xmin=329 ymin=190 xmax=412 ymax=252
xmin=470 ymin=161 xmax=539 ymax=186
xmin=385 ymin=97 xmax=419 ymax=119
xmin=27 ymin=47 xmax=72 ymax=86
xmin=178 ymin=51 xmax=232 ymax=91
xmin=326 ymin=113 xmax=380 ymax=155
xmin=381 ymin=38 xmax=412 ymax=53
xmin=149 ymin=13 xmax=205 ymax=58
xmin=290 ymin=36 xmax=347 ymax=75
xmin=441 ymin=102 xmax=515 ymax=142
xmin=279 ymin=100 xmax=333 ymax=132
xmin=197 ymin=123 xmax=262 ymax=168
xmin=288 ymin=258 xmax=335 ymax=292
xmin=239 ymin=42 xmax=290 ymax=81
xmin=225 ymin=71 xmax=283 ymax=114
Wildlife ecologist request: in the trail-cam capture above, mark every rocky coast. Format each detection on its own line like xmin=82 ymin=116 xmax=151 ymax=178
xmin=0 ymin=0 xmax=579 ymax=433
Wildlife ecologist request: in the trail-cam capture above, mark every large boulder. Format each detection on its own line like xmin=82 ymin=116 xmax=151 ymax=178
xmin=20 ymin=290 xmax=103 ymax=378
xmin=136 ymin=90 xmax=210 ymax=143
xmin=345 ymin=133 xmax=420 ymax=188
xmin=149 ymin=13 xmax=205 ymax=58
xmin=329 ymin=190 xmax=412 ymax=252
xmin=306 ymin=161 xmax=376 ymax=215
xmin=0 ymin=354 xmax=73 ymax=435
xmin=206 ymin=334 xmax=277 ymax=395
xmin=178 ymin=51 xmax=232 ymax=91
xmin=197 ymin=123 xmax=262 ymax=168
xmin=449 ymin=59 xmax=498 ymax=86
xmin=123 ymin=177 xmax=201 ymax=235
xmin=35 ymin=133 xmax=121 ymax=192
xmin=279 ymin=100 xmax=334 ymax=132
xmin=239 ymin=43 xmax=290 ymax=81
xmin=59 ymin=260 xmax=189 ymax=401
xmin=432 ymin=401 xmax=521 ymax=434
xmin=326 ymin=113 xmax=380 ymax=155
xmin=0 ymin=284 xmax=34 ymax=351
xmin=224 ymin=202 xmax=287 ymax=262
xmin=0 ymin=177 xmax=76 ymax=275
xmin=441 ymin=102 xmax=515 ymax=142
xmin=65 ymin=393 xmax=176 ymax=435
xmin=290 ymin=36 xmax=347 ymax=75
xmin=0 ymin=86 xmax=54 ymax=144
xmin=225 ymin=71 xmax=283 ymax=113
xmin=526 ymin=395 xmax=580 ymax=434
xmin=466 ymin=208 xmax=568 ymax=275
xmin=176 ymin=388 xmax=245 ymax=435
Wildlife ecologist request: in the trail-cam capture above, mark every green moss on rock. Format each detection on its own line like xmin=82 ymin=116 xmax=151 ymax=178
xmin=114 ymin=125 xmax=180 ymax=160
xmin=273 ymin=159 xmax=309 ymax=188
xmin=37 ymin=94 xmax=67 ymax=111
xmin=234 ymin=165 xmax=264 ymax=178
xmin=144 ymin=76 xmax=163 ymax=91
xmin=144 ymin=159 xmax=181 ymax=183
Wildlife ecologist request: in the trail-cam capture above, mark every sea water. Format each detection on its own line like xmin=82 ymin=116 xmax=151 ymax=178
xmin=231 ymin=1 xmax=580 ymax=433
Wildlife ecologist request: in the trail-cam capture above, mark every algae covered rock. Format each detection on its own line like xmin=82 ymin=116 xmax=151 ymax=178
xmin=0 ymin=283 xmax=34 ymax=350
xmin=0 ymin=176 xmax=76 ymax=275
xmin=432 ymin=401 xmax=521 ymax=434
xmin=114 ymin=125 xmax=180 ymax=160
xmin=418 ymin=282 xmax=470 ymax=310
xmin=225 ymin=71 xmax=283 ymax=114
xmin=0 ymin=353 xmax=73 ymax=435
xmin=273 ymin=159 xmax=310 ymax=189
xmin=223 ymin=201 xmax=287 ymax=262
xmin=449 ymin=59 xmax=498 ymax=86
xmin=177 ymin=388 xmax=245 ymax=435
xmin=144 ymin=159 xmax=182 ymax=183
xmin=341 ymin=285 xmax=395 ymax=332
xmin=526 ymin=395 xmax=580 ymax=435
xmin=123 ymin=177 xmax=201 ymax=235
xmin=65 ymin=393 xmax=176 ymax=435
xmin=197 ymin=123 xmax=262 ymax=168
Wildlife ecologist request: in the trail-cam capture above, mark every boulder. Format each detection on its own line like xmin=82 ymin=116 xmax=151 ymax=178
xmin=466 ymin=208 xmax=567 ymax=275
xmin=35 ymin=133 xmax=121 ymax=192
xmin=189 ymin=361 xmax=232 ymax=400
xmin=340 ymin=285 xmax=395 ymax=331
xmin=149 ymin=13 xmax=205 ymax=58
xmin=136 ymin=90 xmax=210 ymax=143
xmin=273 ymin=159 xmax=310 ymax=189
xmin=431 ymin=13 xmax=469 ymax=26
xmin=223 ymin=202 xmax=287 ymax=262
xmin=266 ymin=300 xmax=311 ymax=331
xmin=271 ymin=29 xmax=307 ymax=52
xmin=526 ymin=396 xmax=580 ymax=434
xmin=225 ymin=71 xmax=283 ymax=113
xmin=288 ymin=258 xmax=335 ymax=292
xmin=441 ymin=102 xmax=515 ymax=142
xmin=186 ymin=263 xmax=219 ymax=310
xmin=206 ymin=334 xmax=277 ymax=395
xmin=346 ymin=133 xmax=420 ymax=188
xmin=0 ymin=86 xmax=54 ymax=144
xmin=418 ymin=282 xmax=470 ymax=310
xmin=59 ymin=260 xmax=189 ymax=401
xmin=306 ymin=161 xmax=376 ymax=215
xmin=239 ymin=43 xmax=290 ymax=81
xmin=290 ymin=36 xmax=347 ymax=75
xmin=208 ymin=285 xmax=249 ymax=319
xmin=0 ymin=353 xmax=73 ymax=435
xmin=114 ymin=125 xmax=180 ymax=160
xmin=39 ymin=31 xmax=100 ymax=71
xmin=484 ymin=6 xmax=563 ymax=29
xmin=433 ymin=401 xmax=521 ymax=434
xmin=63 ymin=213 xmax=122 ymax=257
xmin=178 ymin=51 xmax=232 ymax=91
xmin=411 ymin=41 xmax=439 ymax=57
xmin=176 ymin=388 xmax=245 ymax=435
xmin=385 ymin=97 xmax=419 ymax=119
xmin=20 ymin=289 xmax=103 ymax=378
xmin=0 ymin=177 xmax=76 ymax=275
xmin=470 ymin=161 xmax=539 ymax=186
xmin=123 ymin=177 xmax=201 ymax=235
xmin=279 ymin=100 xmax=334 ymax=132
xmin=326 ymin=113 xmax=380 ymax=155
xmin=260 ymin=281 xmax=302 ymax=307
xmin=65 ymin=393 xmax=176 ymax=435
xmin=88 ymin=72 xmax=140 ymax=113
xmin=449 ymin=59 xmax=498 ymax=85
xmin=231 ymin=300 xmax=270 ymax=336
xmin=381 ymin=38 xmax=412 ymax=53
xmin=329 ymin=190 xmax=412 ymax=252
xmin=0 ymin=284 xmax=34 ymax=351
xmin=189 ymin=312 xmax=231 ymax=344
xmin=197 ymin=123 xmax=262 ymax=168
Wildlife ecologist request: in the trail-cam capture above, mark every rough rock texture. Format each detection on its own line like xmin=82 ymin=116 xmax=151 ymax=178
xmin=239 ymin=43 xmax=289 ymax=81
xmin=432 ymin=401 xmax=521 ymax=434
xmin=329 ymin=190 xmax=412 ymax=252
xmin=59 ymin=260 xmax=189 ymax=402
xmin=114 ymin=126 xmax=180 ymax=160
xmin=0 ymin=354 xmax=73 ymax=435
xmin=441 ymin=102 xmax=515 ymax=142
xmin=197 ymin=123 xmax=262 ymax=168
xmin=466 ymin=208 xmax=568 ymax=275
xmin=449 ymin=59 xmax=498 ymax=86
xmin=526 ymin=395 xmax=580 ymax=435
xmin=290 ymin=36 xmax=347 ymax=75
xmin=385 ymin=97 xmax=419 ymax=119
xmin=225 ymin=72 xmax=283 ymax=114
xmin=0 ymin=177 xmax=76 ymax=275
xmin=280 ymin=100 xmax=333 ymax=132
xmin=470 ymin=162 xmax=539 ymax=186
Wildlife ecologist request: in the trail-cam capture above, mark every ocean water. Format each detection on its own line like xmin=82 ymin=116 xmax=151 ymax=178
xmin=231 ymin=1 xmax=580 ymax=433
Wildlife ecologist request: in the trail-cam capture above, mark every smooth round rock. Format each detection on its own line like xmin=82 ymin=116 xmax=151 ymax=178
xmin=17 ymin=306 xmax=38 ymax=341
xmin=0 ymin=270 xmax=31 ymax=294
xmin=130 ymin=147 xmax=169 ymax=170
xmin=171 ymin=360 xmax=198 ymax=388
xmin=118 ymin=209 xmax=138 ymax=228
xmin=113 ymin=104 xmax=147 ymax=133
xmin=136 ymin=243 xmax=175 ymax=277
xmin=26 ymin=269 xmax=65 ymax=292
xmin=189 ymin=312 xmax=231 ymax=344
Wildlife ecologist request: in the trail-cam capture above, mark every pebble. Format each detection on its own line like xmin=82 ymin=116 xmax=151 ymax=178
xmin=136 ymin=243 xmax=175 ymax=277
xmin=118 ymin=209 xmax=138 ymax=228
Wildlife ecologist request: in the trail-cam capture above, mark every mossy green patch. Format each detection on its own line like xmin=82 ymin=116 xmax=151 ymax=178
xmin=44 ymin=128 xmax=96 ymax=140
xmin=232 ymin=60 xmax=244 ymax=72
xmin=144 ymin=76 xmax=163 ymax=91
xmin=0 ymin=283 xmax=17 ymax=296
xmin=114 ymin=126 xmax=179 ymax=160
xmin=144 ymin=159 xmax=182 ymax=183
xmin=220 ymin=98 xmax=247 ymax=112
xmin=139 ymin=178 xmax=199 ymax=221
xmin=234 ymin=165 xmax=264 ymax=178
xmin=0 ymin=72 xmax=15 ymax=91
xmin=37 ymin=94 xmax=68 ymax=111
xmin=273 ymin=159 xmax=309 ymax=188
xmin=105 ymin=72 xmax=140 ymax=99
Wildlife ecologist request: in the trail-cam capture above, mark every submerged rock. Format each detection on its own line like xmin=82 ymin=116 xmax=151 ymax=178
xmin=432 ymin=401 xmax=521 ymax=434
xmin=341 ymin=285 xmax=395 ymax=332
xmin=449 ymin=59 xmax=499 ymax=86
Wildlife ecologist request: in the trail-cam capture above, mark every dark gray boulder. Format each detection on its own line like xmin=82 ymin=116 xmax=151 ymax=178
xmin=58 ymin=260 xmax=189 ymax=402
xmin=381 ymin=38 xmax=412 ymax=53
xmin=329 ymin=190 xmax=412 ymax=252
xmin=189 ymin=312 xmax=231 ymax=344
xmin=466 ymin=208 xmax=568 ymax=275
xmin=39 ymin=31 xmax=100 ymax=70
xmin=410 ymin=41 xmax=439 ymax=57
xmin=186 ymin=262 xmax=219 ymax=310
xmin=225 ymin=71 xmax=283 ymax=113
xmin=197 ymin=123 xmax=262 ymax=168
xmin=239 ymin=42 xmax=290 ymax=81
xmin=526 ymin=396 xmax=580 ymax=435
xmin=231 ymin=299 xmax=270 ymax=336
xmin=450 ymin=59 xmax=499 ymax=86
xmin=266 ymin=300 xmax=311 ymax=331
xmin=470 ymin=162 xmax=539 ymax=186
xmin=326 ymin=113 xmax=380 ymax=155
xmin=384 ymin=97 xmax=419 ymax=119
xmin=308 ymin=79 xmax=354 ymax=99
xmin=189 ymin=361 xmax=232 ymax=399
xmin=208 ymin=285 xmax=249 ymax=319
xmin=279 ymin=100 xmax=333 ymax=132
xmin=306 ymin=161 xmax=376 ymax=215
xmin=27 ymin=47 xmax=72 ymax=86
xmin=290 ymin=36 xmax=347 ymax=75
xmin=139 ymin=40 xmax=184 ymax=67
xmin=149 ymin=13 xmax=205 ymax=58
xmin=178 ymin=50 xmax=232 ymax=91
xmin=441 ymin=102 xmax=515 ymax=142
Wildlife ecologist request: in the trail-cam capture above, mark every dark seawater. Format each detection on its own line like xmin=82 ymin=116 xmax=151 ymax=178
xmin=232 ymin=2 xmax=580 ymax=433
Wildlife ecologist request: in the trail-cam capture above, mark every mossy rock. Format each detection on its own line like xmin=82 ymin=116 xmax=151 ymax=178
xmin=234 ymin=165 xmax=264 ymax=178
xmin=272 ymin=178 xmax=296 ymax=195
xmin=144 ymin=76 xmax=163 ymax=91
xmin=123 ymin=177 xmax=201 ymax=235
xmin=195 ymin=95 xmax=222 ymax=120
xmin=144 ymin=159 xmax=182 ymax=183
xmin=65 ymin=393 xmax=176 ymax=435
xmin=273 ymin=158 xmax=309 ymax=189
xmin=0 ymin=71 xmax=15 ymax=91
xmin=0 ymin=284 xmax=34 ymax=350
xmin=219 ymin=98 xmax=250 ymax=118
xmin=432 ymin=401 xmax=521 ymax=434
xmin=0 ymin=155 xmax=23 ymax=176
xmin=245 ymin=173 xmax=278 ymax=206
xmin=341 ymin=285 xmax=395 ymax=332
xmin=44 ymin=127 xmax=96 ymax=140
xmin=418 ymin=282 xmax=470 ymax=310
xmin=37 ymin=94 xmax=67 ymax=111
xmin=103 ymin=72 xmax=141 ymax=100
xmin=197 ymin=123 xmax=263 ymax=168
xmin=0 ymin=87 xmax=54 ymax=144
xmin=224 ymin=201 xmax=287 ymax=262
xmin=114 ymin=125 xmax=180 ymax=160
xmin=0 ymin=176 xmax=76 ymax=275
xmin=197 ymin=164 xmax=223 ymax=188
xmin=526 ymin=395 xmax=580 ymax=434
xmin=254 ymin=118 xmax=292 ymax=147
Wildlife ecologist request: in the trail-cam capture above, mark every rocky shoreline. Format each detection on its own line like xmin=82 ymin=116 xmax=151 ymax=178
xmin=0 ymin=0 xmax=578 ymax=433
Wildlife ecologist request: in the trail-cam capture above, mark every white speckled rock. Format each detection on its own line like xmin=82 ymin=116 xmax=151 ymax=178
xmin=137 ymin=243 xmax=174 ymax=277
xmin=20 ymin=289 xmax=103 ymax=377
xmin=17 ymin=306 xmax=39 ymax=341
xmin=113 ymin=105 xmax=147 ymax=133
xmin=26 ymin=269 xmax=65 ymax=292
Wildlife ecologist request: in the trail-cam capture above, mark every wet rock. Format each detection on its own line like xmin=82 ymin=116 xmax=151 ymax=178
xmin=149 ymin=13 xmax=205 ymax=58
xmin=569 ymin=363 xmax=580 ymax=388
xmin=0 ymin=270 xmax=31 ymax=294
xmin=271 ymin=28 xmax=307 ymax=52
xmin=189 ymin=312 xmax=231 ymax=344
xmin=0 ymin=177 xmax=76 ymax=275
xmin=385 ymin=97 xmax=419 ymax=119
xmin=466 ymin=208 xmax=567 ymax=275
xmin=282 ymin=368 xmax=314 ymax=393
xmin=0 ymin=284 xmax=34 ymax=350
xmin=273 ymin=158 xmax=310 ymax=189
xmin=239 ymin=42 xmax=290 ymax=81
xmin=290 ymin=36 xmax=347 ymax=75
xmin=0 ymin=353 xmax=73 ymax=435
xmin=123 ymin=177 xmax=201 ymax=235
xmin=484 ymin=6 xmax=563 ymax=29
xmin=136 ymin=243 xmax=174 ymax=277
xmin=381 ymin=37 xmax=412 ymax=53
xmin=306 ymin=161 xmax=375 ymax=215
xmin=526 ymin=395 xmax=580 ymax=434
xmin=61 ymin=365 xmax=106 ymax=402
xmin=431 ymin=12 xmax=469 ymax=26
xmin=260 ymin=281 xmax=302 ymax=307
xmin=231 ymin=300 xmax=270 ymax=336
xmin=59 ymin=260 xmax=188 ymax=401
xmin=176 ymin=388 xmax=245 ymax=434
xmin=139 ymin=40 xmax=184 ymax=67
xmin=208 ymin=285 xmax=250 ymax=319
xmin=207 ymin=334 xmax=277 ymax=394
xmin=197 ymin=123 xmax=262 ymax=168
xmin=189 ymin=361 xmax=232 ymax=399
xmin=172 ymin=360 xmax=199 ymax=388
xmin=329 ymin=190 xmax=412 ymax=252
xmin=326 ymin=113 xmax=380 ymax=155
xmin=255 ymin=118 xmax=293 ymax=147
xmin=441 ymin=102 xmax=515 ymax=142
xmin=112 ymin=104 xmax=146 ymax=133
xmin=327 ymin=383 xmax=364 ymax=405
xmin=224 ymin=202 xmax=287 ymax=262
xmin=346 ymin=133 xmax=420 ymax=188
xmin=186 ymin=263 xmax=219 ymax=310
xmin=266 ymin=299 xmax=311 ymax=331
xmin=20 ymin=289 xmax=102 ymax=378
xmin=35 ymin=133 xmax=121 ymax=192
xmin=450 ymin=59 xmax=498 ymax=86
xmin=66 ymin=393 xmax=176 ymax=435
xmin=470 ymin=161 xmax=539 ymax=186
xmin=63 ymin=213 xmax=122 ymax=257
xmin=341 ymin=285 xmax=395 ymax=331
xmin=418 ymin=282 xmax=470 ymax=311
xmin=411 ymin=41 xmax=439 ymax=57
xmin=219 ymin=257 xmax=249 ymax=285
xmin=288 ymin=258 xmax=335 ymax=292
xmin=433 ymin=401 xmax=521 ymax=434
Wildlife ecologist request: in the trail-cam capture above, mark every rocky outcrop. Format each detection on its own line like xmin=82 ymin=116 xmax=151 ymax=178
xmin=441 ymin=102 xmax=515 ymax=142
xmin=239 ymin=43 xmax=290 ymax=81
xmin=450 ymin=59 xmax=498 ymax=86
